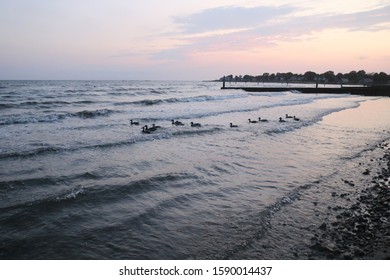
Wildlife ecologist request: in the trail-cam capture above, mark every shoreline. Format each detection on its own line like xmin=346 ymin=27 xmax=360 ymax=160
xmin=313 ymin=140 xmax=390 ymax=259
xmin=231 ymin=137 xmax=390 ymax=260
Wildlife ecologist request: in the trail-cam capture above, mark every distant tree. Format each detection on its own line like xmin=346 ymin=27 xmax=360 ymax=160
xmin=275 ymin=72 xmax=283 ymax=81
xmin=285 ymin=72 xmax=294 ymax=81
xmin=225 ymin=75 xmax=233 ymax=81
xmin=373 ymin=72 xmax=389 ymax=84
xmin=303 ymin=71 xmax=317 ymax=82
xmin=347 ymin=71 xmax=358 ymax=83
xmin=336 ymin=72 xmax=344 ymax=83
xmin=218 ymin=70 xmax=388 ymax=85
xmin=357 ymin=70 xmax=366 ymax=82
xmin=322 ymin=71 xmax=336 ymax=83
xmin=243 ymin=75 xmax=252 ymax=83
xmin=255 ymin=75 xmax=263 ymax=83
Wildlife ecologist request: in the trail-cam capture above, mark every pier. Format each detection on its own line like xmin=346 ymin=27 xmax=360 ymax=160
xmin=221 ymin=78 xmax=390 ymax=97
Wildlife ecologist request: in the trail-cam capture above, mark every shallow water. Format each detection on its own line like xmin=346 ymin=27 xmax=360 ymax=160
xmin=0 ymin=80 xmax=389 ymax=259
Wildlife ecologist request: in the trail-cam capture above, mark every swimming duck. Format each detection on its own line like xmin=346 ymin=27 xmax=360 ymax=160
xmin=142 ymin=126 xmax=151 ymax=134
xmin=171 ymin=119 xmax=184 ymax=126
xmin=258 ymin=117 xmax=268 ymax=122
xmin=293 ymin=116 xmax=300 ymax=121
xmin=130 ymin=119 xmax=139 ymax=125
xmin=248 ymin=119 xmax=258 ymax=123
xmin=230 ymin=123 xmax=238 ymax=128
xmin=285 ymin=114 xmax=293 ymax=118
xmin=151 ymin=124 xmax=161 ymax=129
xmin=144 ymin=125 xmax=156 ymax=132
xmin=190 ymin=122 xmax=201 ymax=127
xmin=279 ymin=117 xmax=286 ymax=122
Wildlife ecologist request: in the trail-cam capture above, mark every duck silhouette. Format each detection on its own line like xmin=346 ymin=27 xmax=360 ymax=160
xmin=171 ymin=119 xmax=184 ymax=126
xmin=144 ymin=125 xmax=156 ymax=132
xmin=230 ymin=123 xmax=238 ymax=128
xmin=248 ymin=119 xmax=258 ymax=123
xmin=190 ymin=122 xmax=201 ymax=127
xmin=130 ymin=119 xmax=139 ymax=125
xmin=258 ymin=117 xmax=268 ymax=122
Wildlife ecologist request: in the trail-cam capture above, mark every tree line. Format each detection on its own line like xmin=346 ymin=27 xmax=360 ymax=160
xmin=219 ymin=70 xmax=390 ymax=85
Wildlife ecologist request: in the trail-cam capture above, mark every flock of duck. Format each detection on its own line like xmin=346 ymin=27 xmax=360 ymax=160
xmin=130 ymin=114 xmax=300 ymax=134
xmin=130 ymin=119 xmax=203 ymax=134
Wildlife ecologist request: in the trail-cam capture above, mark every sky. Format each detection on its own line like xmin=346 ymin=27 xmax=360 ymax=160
xmin=0 ymin=0 xmax=389 ymax=80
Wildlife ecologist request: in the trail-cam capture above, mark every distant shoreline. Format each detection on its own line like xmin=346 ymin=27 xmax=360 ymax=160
xmin=220 ymin=83 xmax=390 ymax=97
xmin=215 ymin=71 xmax=390 ymax=86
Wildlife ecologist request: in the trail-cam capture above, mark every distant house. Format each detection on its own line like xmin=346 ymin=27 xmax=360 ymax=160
xmin=318 ymin=76 xmax=326 ymax=83
xmin=362 ymin=78 xmax=373 ymax=85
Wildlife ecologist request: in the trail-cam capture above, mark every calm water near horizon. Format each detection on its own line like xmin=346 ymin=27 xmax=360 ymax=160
xmin=1 ymin=80 xmax=389 ymax=259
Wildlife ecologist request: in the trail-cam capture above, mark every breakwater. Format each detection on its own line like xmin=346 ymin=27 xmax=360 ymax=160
xmin=221 ymin=85 xmax=390 ymax=97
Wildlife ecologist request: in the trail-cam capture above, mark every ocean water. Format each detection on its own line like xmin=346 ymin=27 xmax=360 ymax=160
xmin=0 ymin=80 xmax=389 ymax=259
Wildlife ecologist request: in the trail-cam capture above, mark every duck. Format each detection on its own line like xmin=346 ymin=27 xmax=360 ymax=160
xmin=144 ymin=125 xmax=156 ymax=132
xmin=230 ymin=123 xmax=238 ymax=128
xmin=293 ymin=116 xmax=300 ymax=121
xmin=279 ymin=117 xmax=286 ymax=122
xmin=130 ymin=119 xmax=139 ymax=125
xmin=258 ymin=117 xmax=268 ymax=122
xmin=142 ymin=126 xmax=151 ymax=134
xmin=190 ymin=122 xmax=201 ymax=127
xmin=171 ymin=119 xmax=184 ymax=126
xmin=151 ymin=123 xmax=161 ymax=130
xmin=248 ymin=119 xmax=258 ymax=123
xmin=285 ymin=114 xmax=293 ymax=119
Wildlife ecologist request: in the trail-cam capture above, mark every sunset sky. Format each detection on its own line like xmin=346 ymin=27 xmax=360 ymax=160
xmin=1 ymin=0 xmax=389 ymax=80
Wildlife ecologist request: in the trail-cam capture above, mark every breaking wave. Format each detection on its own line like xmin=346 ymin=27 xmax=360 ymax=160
xmin=0 ymin=109 xmax=115 ymax=125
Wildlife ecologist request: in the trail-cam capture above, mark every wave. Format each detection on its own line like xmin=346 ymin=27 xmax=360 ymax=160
xmin=0 ymin=109 xmax=114 ymax=126
xmin=0 ymin=113 xmax=67 ymax=125
xmin=160 ymin=98 xmax=320 ymax=123
xmin=1 ymin=100 xmax=104 ymax=110
xmin=128 ymin=93 xmax=248 ymax=106
xmin=248 ymin=91 xmax=288 ymax=97
xmin=64 ymin=89 xmax=91 ymax=93
xmin=0 ymin=136 xmax=142 ymax=160
xmin=107 ymin=87 xmax=162 ymax=96
xmin=0 ymin=126 xmax=224 ymax=160
xmin=0 ymin=104 xmax=13 ymax=109
xmin=171 ymin=126 xmax=224 ymax=137
xmin=0 ymin=171 xmax=196 ymax=211
xmin=0 ymin=146 xmax=67 ymax=159
xmin=74 ymin=109 xmax=112 ymax=118
xmin=57 ymin=185 xmax=85 ymax=201
xmin=220 ymin=179 xmax=327 ymax=259
xmin=263 ymin=103 xmax=362 ymax=136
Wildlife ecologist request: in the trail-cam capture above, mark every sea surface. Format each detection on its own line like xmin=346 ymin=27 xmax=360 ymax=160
xmin=0 ymin=80 xmax=389 ymax=259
